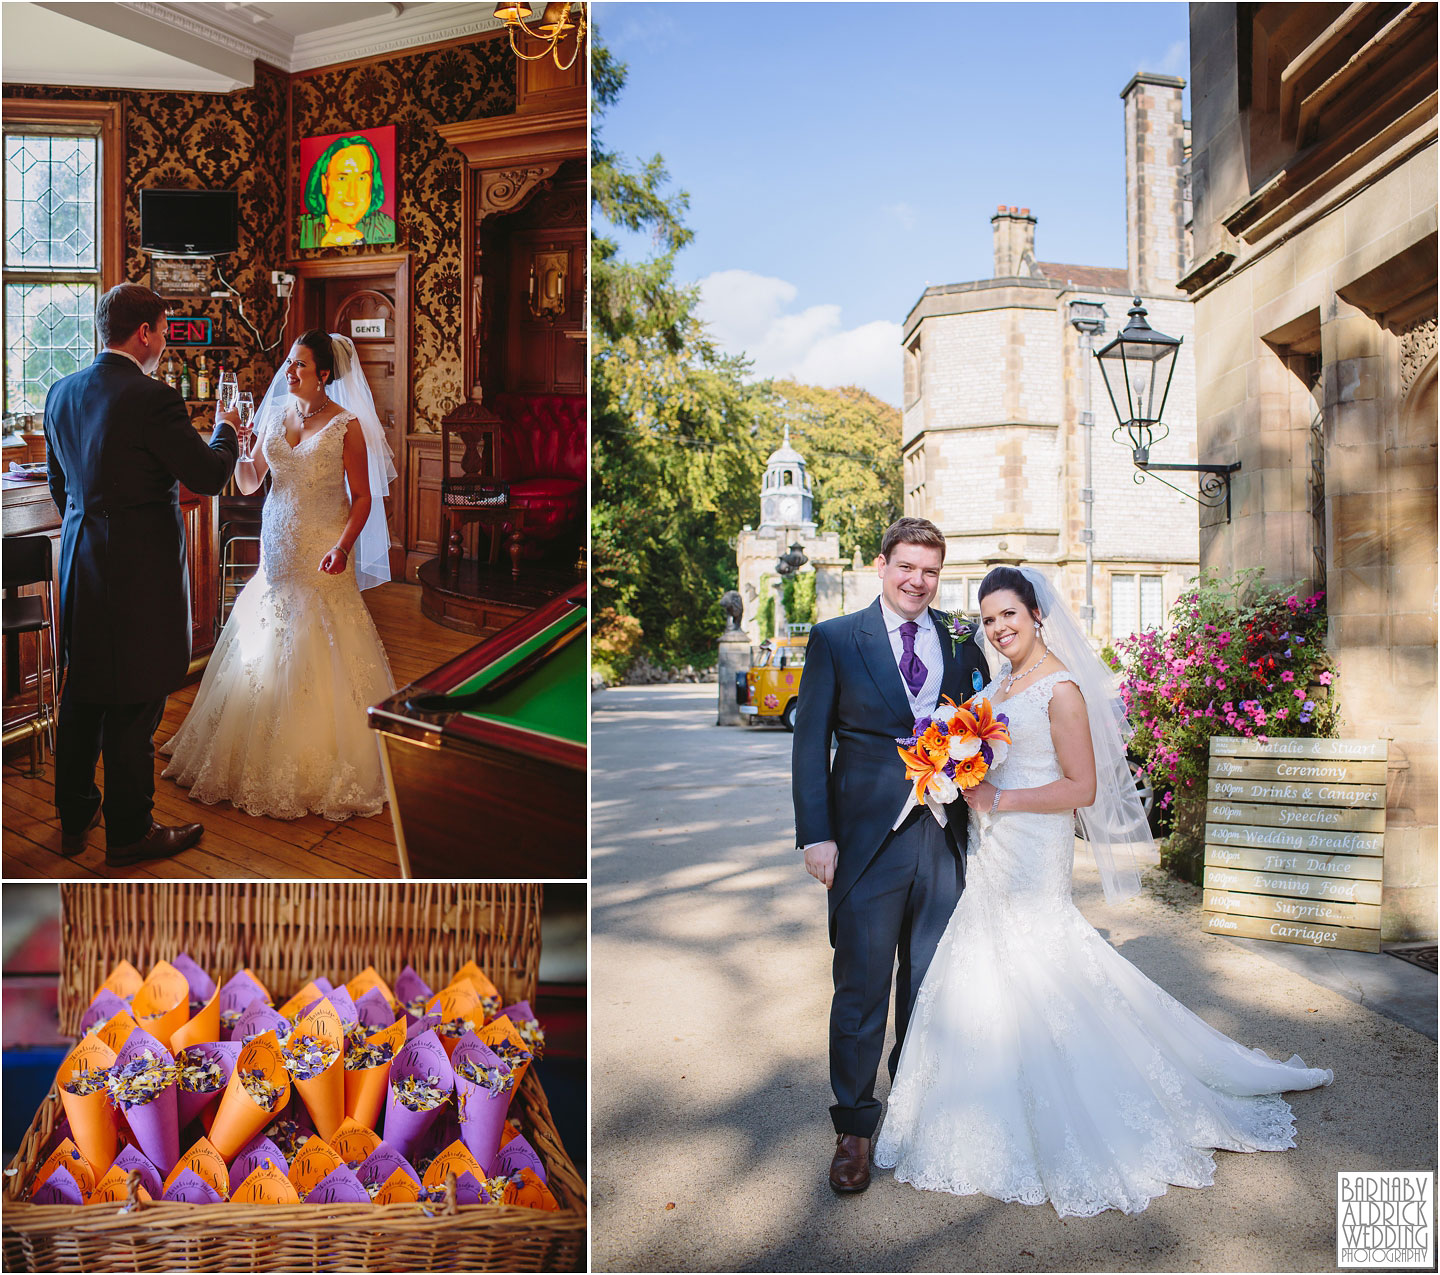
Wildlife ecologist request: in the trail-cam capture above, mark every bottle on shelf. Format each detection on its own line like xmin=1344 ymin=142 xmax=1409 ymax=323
xmin=178 ymin=356 xmax=192 ymax=401
xmin=194 ymin=354 xmax=210 ymax=401
xmin=162 ymin=352 xmax=178 ymax=391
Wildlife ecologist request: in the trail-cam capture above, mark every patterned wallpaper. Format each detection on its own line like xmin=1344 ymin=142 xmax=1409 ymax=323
xmin=290 ymin=38 xmax=515 ymax=430
xmin=6 ymin=65 xmax=289 ymax=404
xmin=7 ymin=33 xmax=515 ymax=430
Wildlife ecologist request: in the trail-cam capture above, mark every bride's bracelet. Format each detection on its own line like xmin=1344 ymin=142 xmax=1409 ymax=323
xmin=989 ymin=788 xmax=1001 ymax=815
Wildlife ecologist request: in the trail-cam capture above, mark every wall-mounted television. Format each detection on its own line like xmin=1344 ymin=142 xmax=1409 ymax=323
xmin=139 ymin=188 xmax=239 ymax=257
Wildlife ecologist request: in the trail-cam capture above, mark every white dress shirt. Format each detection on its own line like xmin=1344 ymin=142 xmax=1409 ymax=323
xmin=879 ymin=599 xmax=944 ymax=718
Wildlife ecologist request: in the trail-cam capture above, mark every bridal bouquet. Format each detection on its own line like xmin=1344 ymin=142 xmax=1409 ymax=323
xmin=894 ymin=695 xmax=1012 ymax=829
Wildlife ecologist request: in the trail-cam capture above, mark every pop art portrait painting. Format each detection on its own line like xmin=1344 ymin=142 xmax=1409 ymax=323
xmin=298 ymin=125 xmax=397 ymax=248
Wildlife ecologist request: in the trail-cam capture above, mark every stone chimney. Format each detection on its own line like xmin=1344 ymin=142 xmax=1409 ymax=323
xmin=991 ymin=205 xmax=1036 ymax=278
xmin=1122 ymin=72 xmax=1187 ymax=293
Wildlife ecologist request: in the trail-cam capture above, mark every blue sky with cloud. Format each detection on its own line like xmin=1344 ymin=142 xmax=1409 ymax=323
xmin=595 ymin=1 xmax=1191 ymax=406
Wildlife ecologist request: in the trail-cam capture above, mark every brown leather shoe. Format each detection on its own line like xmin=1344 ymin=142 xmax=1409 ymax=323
xmin=105 ymin=820 xmax=203 ymax=867
xmin=60 ymin=806 xmax=102 ymax=856
xmin=829 ymin=1133 xmax=871 ymax=1193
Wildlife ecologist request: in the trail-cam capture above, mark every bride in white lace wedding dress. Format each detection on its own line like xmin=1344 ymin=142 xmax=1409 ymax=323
xmin=873 ymin=567 xmax=1332 ymax=1217
xmin=161 ymin=331 xmax=396 ymax=820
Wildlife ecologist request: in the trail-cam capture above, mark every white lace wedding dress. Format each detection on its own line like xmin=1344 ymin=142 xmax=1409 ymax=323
xmin=873 ymin=668 xmax=1332 ymax=1217
xmin=162 ymin=410 xmax=395 ymax=820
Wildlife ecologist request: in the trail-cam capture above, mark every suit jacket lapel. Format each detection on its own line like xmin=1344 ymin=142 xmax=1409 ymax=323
xmin=930 ymin=607 xmax=963 ymax=704
xmin=856 ymin=599 xmax=914 ymax=725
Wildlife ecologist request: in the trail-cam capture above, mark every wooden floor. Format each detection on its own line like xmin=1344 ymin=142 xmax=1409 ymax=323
xmin=2 ymin=583 xmax=481 ymax=880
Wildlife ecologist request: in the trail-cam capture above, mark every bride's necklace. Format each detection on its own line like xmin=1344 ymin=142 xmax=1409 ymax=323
xmin=1004 ymin=646 xmax=1051 ymax=693
xmin=298 ymin=396 xmax=330 ymax=422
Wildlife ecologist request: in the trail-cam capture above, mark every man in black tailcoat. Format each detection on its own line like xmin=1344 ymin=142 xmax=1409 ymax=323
xmin=791 ymin=516 xmax=990 ymax=1192
xmin=44 ymin=283 xmax=239 ymax=867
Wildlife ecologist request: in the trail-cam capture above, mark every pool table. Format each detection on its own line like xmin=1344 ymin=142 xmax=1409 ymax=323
xmin=367 ymin=583 xmax=586 ymax=879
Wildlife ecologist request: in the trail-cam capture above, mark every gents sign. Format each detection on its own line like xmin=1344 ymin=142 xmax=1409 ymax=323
xmin=1202 ymin=736 xmax=1386 ymax=953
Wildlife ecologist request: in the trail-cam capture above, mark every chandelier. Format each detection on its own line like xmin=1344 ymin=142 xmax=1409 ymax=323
xmin=493 ymin=1 xmax=586 ymax=70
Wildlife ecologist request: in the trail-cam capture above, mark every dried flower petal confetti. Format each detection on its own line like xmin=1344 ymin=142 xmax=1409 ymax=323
xmin=435 ymin=1016 xmax=483 ymax=1039
xmin=403 ymin=996 xmax=430 ymax=1019
xmin=392 ymin=1073 xmax=449 ymax=1113
xmin=104 ymin=1049 xmax=177 ymax=1110
xmin=239 ymin=1067 xmax=283 ymax=1112
xmin=344 ymin=1039 xmax=395 ymax=1071
xmin=281 ymin=1034 xmax=339 ymax=1081
xmin=512 ymin=1019 xmax=546 ymax=1058
xmin=62 ymin=1068 xmax=109 ymax=1096
xmin=220 ymin=1009 xmax=244 ymax=1032
xmin=262 ymin=1116 xmax=307 ymax=1160
xmin=176 ymin=1050 xmax=225 ymax=1094
xmin=454 ymin=1056 xmax=514 ymax=1097
xmin=489 ymin=1040 xmax=533 ymax=1070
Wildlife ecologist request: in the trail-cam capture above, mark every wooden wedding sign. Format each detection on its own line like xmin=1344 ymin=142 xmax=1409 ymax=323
xmin=1201 ymin=736 xmax=1387 ymax=953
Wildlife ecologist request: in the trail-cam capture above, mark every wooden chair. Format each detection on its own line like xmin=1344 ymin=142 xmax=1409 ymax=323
xmin=2 ymin=534 xmax=59 ymax=776
xmin=438 ymin=409 xmax=523 ymax=579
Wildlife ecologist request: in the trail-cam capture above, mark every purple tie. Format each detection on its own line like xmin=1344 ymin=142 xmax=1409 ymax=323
xmin=899 ymin=621 xmax=927 ymax=697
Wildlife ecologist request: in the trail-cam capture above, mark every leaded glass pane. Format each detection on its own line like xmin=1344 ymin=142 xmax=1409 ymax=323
xmin=1139 ymin=575 xmax=1164 ymax=631
xmin=1111 ymin=573 xmax=1138 ymax=640
xmin=5 ymin=135 xmax=97 ymax=269
xmin=5 ymin=283 xmax=96 ymax=416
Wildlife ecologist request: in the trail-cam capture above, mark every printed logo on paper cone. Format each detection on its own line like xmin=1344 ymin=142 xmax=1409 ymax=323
xmin=505 ymin=1167 xmax=560 ymax=1211
xmin=96 ymin=1011 xmax=140 ymax=1054
xmin=32 ymin=1139 xmax=94 ymax=1198
xmin=229 ymin=1136 xmax=289 ymax=1193
xmin=99 ymin=960 xmax=143 ymax=1001
xmin=288 ymin=1135 xmax=344 ymax=1199
xmin=111 ymin=1145 xmax=162 ymax=1199
xmin=162 ymin=1136 xmax=228 ymax=1200
xmin=306 ymin=1164 xmax=370 ymax=1204
xmin=373 ymin=1167 xmax=421 ymax=1203
xmin=219 ymin=970 xmax=271 ymax=1018
xmin=420 ymin=1140 xmax=484 ymax=1194
xmin=345 ymin=965 xmax=396 ymax=1010
xmin=86 ymin=1163 xmax=153 ymax=1205
xmin=161 ymin=1168 xmax=223 ymax=1205
xmin=31 ymin=1164 xmax=84 ymax=1205
xmin=328 ymin=1118 xmax=382 ymax=1167
xmin=208 ymin=1030 xmax=291 ymax=1161
xmin=231 ymin=1162 xmax=299 ymax=1204
xmin=495 ymin=1135 xmax=546 ymax=1184
xmin=356 ymin=1144 xmax=419 ymax=1192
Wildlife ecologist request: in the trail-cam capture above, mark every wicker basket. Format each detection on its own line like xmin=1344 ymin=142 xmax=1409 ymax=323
xmin=3 ymin=884 xmax=586 ymax=1273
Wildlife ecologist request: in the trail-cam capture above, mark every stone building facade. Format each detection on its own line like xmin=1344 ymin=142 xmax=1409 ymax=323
xmin=902 ymin=74 xmax=1200 ymax=646
xmin=1182 ymin=4 xmax=1437 ymax=939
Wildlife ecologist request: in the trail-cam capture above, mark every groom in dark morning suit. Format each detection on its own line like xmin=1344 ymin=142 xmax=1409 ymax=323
xmin=45 ymin=283 xmax=239 ymax=867
xmin=792 ymin=516 xmax=989 ymax=1193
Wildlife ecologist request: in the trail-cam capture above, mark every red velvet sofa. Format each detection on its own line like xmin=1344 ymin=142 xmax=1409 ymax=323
xmin=492 ymin=392 xmax=586 ymax=556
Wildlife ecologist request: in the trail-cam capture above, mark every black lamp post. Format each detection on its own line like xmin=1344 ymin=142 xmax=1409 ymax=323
xmin=1094 ymin=298 xmax=1240 ymax=522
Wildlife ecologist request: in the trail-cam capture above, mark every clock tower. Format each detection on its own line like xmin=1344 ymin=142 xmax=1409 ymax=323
xmin=759 ymin=423 xmax=815 ymax=531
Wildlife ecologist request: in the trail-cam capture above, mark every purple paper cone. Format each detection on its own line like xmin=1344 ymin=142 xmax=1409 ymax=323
xmin=171 ymin=952 xmax=216 ymax=1007
xmin=79 ymin=990 xmax=132 ymax=1035
xmin=175 ymin=1040 xmax=242 ymax=1130
xmin=112 ymin=1029 xmax=180 ymax=1175
xmin=495 ymin=1134 xmax=546 ymax=1184
xmin=162 ymin=1168 xmax=223 ymax=1204
xmin=306 ymin=1164 xmax=370 ymax=1204
xmin=111 ymin=1144 xmax=163 ymax=1199
xmin=229 ymin=1134 xmax=288 ymax=1192
xmin=451 ymin=1170 xmax=484 ymax=1204
xmin=32 ymin=1165 xmax=83 ymax=1205
xmin=219 ymin=971 xmax=268 ymax=1019
xmin=451 ymin=1033 xmax=513 ymax=1173
xmin=47 ymin=1114 xmax=73 ymax=1153
xmin=233 ymin=998 xmax=289 ymax=1044
xmin=312 ymin=976 xmax=334 ymax=996
xmin=353 ymin=988 xmax=395 ymax=1032
xmin=356 ymin=1144 xmax=419 ymax=1193
xmin=497 ymin=1000 xmax=535 ymax=1024
xmin=406 ymin=1013 xmax=441 ymax=1042
xmin=298 ymin=984 xmax=357 ymax=1027
xmin=394 ymin=965 xmax=432 ymax=1024
xmin=380 ymin=1030 xmax=454 ymax=1162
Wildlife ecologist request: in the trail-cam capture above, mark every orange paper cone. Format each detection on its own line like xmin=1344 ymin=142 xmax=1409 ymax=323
xmin=421 ymin=1140 xmax=484 ymax=1196
xmin=288 ymin=1135 xmax=345 ymax=1199
xmin=344 ymin=966 xmax=396 ymax=1011
xmin=328 ymin=1118 xmax=382 ymax=1169
xmin=343 ymin=1017 xmax=406 ymax=1129
xmin=169 ymin=989 xmax=220 ymax=1052
xmin=131 ymin=960 xmax=190 ymax=1052
xmin=427 ymin=981 xmax=485 ymax=1060
xmin=161 ymin=1136 xmax=229 ymax=1200
xmin=32 ymin=1138 xmax=95 ymax=1198
xmin=287 ymin=996 xmax=346 ymax=1141
xmin=56 ymin=1036 xmax=119 ymax=1178
xmin=374 ymin=1167 xmax=420 ymax=1203
xmin=231 ymin=1162 xmax=299 ymax=1204
xmin=85 ymin=1164 xmax=152 ymax=1205
xmin=100 ymin=961 xmax=143 ymax=1001
xmin=500 ymin=1120 xmax=520 ymax=1148
xmin=278 ymin=980 xmax=328 ymax=1022
xmin=95 ymin=1011 xmax=140 ymax=1054
xmin=479 ymin=1015 xmax=533 ymax=1088
xmin=447 ymin=962 xmax=502 ymax=1019
xmin=207 ymin=1030 xmax=291 ymax=1161
xmin=504 ymin=1167 xmax=560 ymax=1211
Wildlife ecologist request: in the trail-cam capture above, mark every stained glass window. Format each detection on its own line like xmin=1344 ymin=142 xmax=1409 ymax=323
xmin=3 ymin=129 xmax=102 ymax=418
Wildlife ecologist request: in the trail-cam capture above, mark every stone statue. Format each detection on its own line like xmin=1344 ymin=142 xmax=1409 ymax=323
xmin=720 ymin=590 xmax=744 ymax=632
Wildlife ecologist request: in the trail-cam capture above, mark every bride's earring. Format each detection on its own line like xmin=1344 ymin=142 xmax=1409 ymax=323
xmin=1034 ymin=621 xmax=1042 ymax=635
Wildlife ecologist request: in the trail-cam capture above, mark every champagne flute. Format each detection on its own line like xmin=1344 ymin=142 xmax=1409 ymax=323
xmin=236 ymin=392 xmax=256 ymax=459
xmin=217 ymin=369 xmax=239 ymax=413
